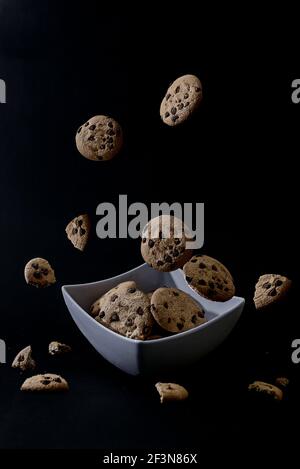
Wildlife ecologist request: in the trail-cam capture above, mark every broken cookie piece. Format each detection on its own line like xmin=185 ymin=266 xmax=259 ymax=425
xmin=21 ymin=373 xmax=69 ymax=392
xmin=275 ymin=377 xmax=290 ymax=389
xmin=48 ymin=341 xmax=72 ymax=356
xmin=248 ymin=381 xmax=283 ymax=401
xmin=155 ymin=382 xmax=189 ymax=403
xmin=12 ymin=345 xmax=36 ymax=372
xmin=24 ymin=258 xmax=56 ymax=288
xmin=65 ymin=214 xmax=90 ymax=251
xmin=253 ymin=274 xmax=292 ymax=310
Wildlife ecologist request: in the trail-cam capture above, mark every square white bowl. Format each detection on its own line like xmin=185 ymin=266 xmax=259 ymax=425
xmin=62 ymin=263 xmax=245 ymax=375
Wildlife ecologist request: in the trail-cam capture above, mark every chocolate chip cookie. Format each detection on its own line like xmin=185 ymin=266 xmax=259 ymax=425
xmin=141 ymin=215 xmax=193 ymax=272
xmin=183 ymin=254 xmax=235 ymax=301
xmin=24 ymin=258 xmax=56 ymax=288
xmin=150 ymin=287 xmax=206 ymax=333
xmin=65 ymin=214 xmax=90 ymax=251
xmin=253 ymin=274 xmax=292 ymax=310
xmin=12 ymin=345 xmax=36 ymax=372
xmin=76 ymin=115 xmax=123 ymax=161
xmin=160 ymin=74 xmax=203 ymax=126
xmin=90 ymin=281 xmax=153 ymax=340
xmin=248 ymin=381 xmax=283 ymax=401
xmin=21 ymin=373 xmax=69 ymax=392
xmin=155 ymin=382 xmax=189 ymax=403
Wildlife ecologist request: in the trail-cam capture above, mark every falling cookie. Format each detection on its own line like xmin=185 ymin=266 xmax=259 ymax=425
xmin=160 ymin=74 xmax=203 ymax=126
xmin=49 ymin=341 xmax=72 ymax=356
xmin=12 ymin=345 xmax=36 ymax=372
xmin=21 ymin=373 xmax=69 ymax=392
xmin=155 ymin=382 xmax=189 ymax=403
xmin=183 ymin=254 xmax=235 ymax=301
xmin=150 ymin=287 xmax=206 ymax=333
xmin=248 ymin=381 xmax=283 ymax=401
xmin=141 ymin=215 xmax=193 ymax=272
xmin=275 ymin=377 xmax=290 ymax=389
xmin=65 ymin=214 xmax=90 ymax=251
xmin=24 ymin=258 xmax=56 ymax=288
xmin=76 ymin=115 xmax=123 ymax=161
xmin=253 ymin=274 xmax=292 ymax=310
xmin=90 ymin=281 xmax=153 ymax=340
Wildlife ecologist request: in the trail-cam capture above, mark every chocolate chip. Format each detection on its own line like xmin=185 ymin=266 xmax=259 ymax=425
xmin=41 ymin=380 xmax=50 ymax=385
xmin=186 ymin=276 xmax=192 ymax=283
xmin=88 ymin=135 xmax=95 ymax=141
xmin=32 ymin=263 xmax=39 ymax=269
xmin=166 ymin=93 xmax=171 ymax=100
xmin=107 ymin=137 xmax=113 ymax=143
xmin=41 ymin=268 xmax=49 ymax=276
xmin=209 ymin=281 xmax=215 ymax=289
xmin=171 ymin=107 xmax=177 ymax=115
xmin=128 ymin=288 xmax=136 ymax=294
xmin=99 ymin=311 xmax=105 ymax=318
xmin=191 ymin=258 xmax=197 ymax=263
xmin=178 ymin=103 xmax=184 ymax=110
xmin=198 ymin=279 xmax=206 ymax=286
xmin=199 ymin=263 xmax=206 ymax=269
xmin=224 ymin=280 xmax=228 ymax=285
xmin=33 ymin=272 xmax=42 ymax=279
xmin=191 ymin=315 xmax=197 ymax=324
xmin=173 ymin=291 xmax=179 ymax=296
xmin=137 ymin=307 xmax=144 ymax=315
xmin=216 ymin=283 xmax=223 ymax=290
xmin=164 ymin=255 xmax=172 ymax=263
xmin=72 ymin=228 xmax=78 ymax=235
xmin=198 ymin=311 xmax=204 ymax=318
xmin=148 ymin=239 xmax=155 ymax=248
xmin=108 ymin=144 xmax=114 ymax=150
xmin=275 ymin=279 xmax=283 ymax=287
xmin=77 ymin=127 xmax=82 ymax=134
xmin=262 ymin=282 xmax=271 ymax=289
xmin=151 ymin=304 xmax=156 ymax=311
xmin=195 ymin=87 xmax=202 ymax=92
xmin=184 ymin=93 xmax=189 ymax=99
xmin=185 ymin=102 xmax=190 ymax=107
xmin=172 ymin=115 xmax=179 ymax=122
xmin=110 ymin=294 xmax=118 ymax=302
xmin=212 ymin=265 xmax=218 ymax=271
xmin=224 ymin=287 xmax=229 ymax=292
xmin=172 ymin=249 xmax=179 ymax=257
xmin=177 ymin=322 xmax=184 ymax=330
xmin=54 ymin=378 xmax=61 ymax=383
xmin=108 ymin=121 xmax=113 ymax=128
xmin=143 ymin=326 xmax=151 ymax=335
xmin=174 ymin=238 xmax=181 ymax=245
xmin=77 ymin=219 xmax=83 ymax=226
xmin=79 ymin=228 xmax=86 ymax=236
xmin=157 ymin=260 xmax=164 ymax=266
xmin=111 ymin=312 xmax=119 ymax=322
xmin=165 ymin=112 xmax=170 ymax=118
xmin=175 ymin=86 xmax=180 ymax=93
xmin=89 ymin=125 xmax=96 ymax=130
xmin=125 ymin=318 xmax=133 ymax=327
xmin=107 ymin=129 xmax=115 ymax=136
xmin=163 ymin=302 xmax=168 ymax=309
xmin=207 ymin=289 xmax=214 ymax=297
xmin=84 ymin=122 xmax=89 ymax=127
xmin=268 ymin=288 xmax=277 ymax=297
xmin=99 ymin=144 xmax=105 ymax=150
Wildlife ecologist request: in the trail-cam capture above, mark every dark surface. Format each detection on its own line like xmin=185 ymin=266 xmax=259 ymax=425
xmin=0 ymin=1 xmax=299 ymax=457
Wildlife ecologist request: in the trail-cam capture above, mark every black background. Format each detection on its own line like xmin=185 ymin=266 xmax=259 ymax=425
xmin=0 ymin=0 xmax=299 ymax=461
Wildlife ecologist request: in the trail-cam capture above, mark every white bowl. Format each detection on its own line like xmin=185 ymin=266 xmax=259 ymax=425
xmin=62 ymin=263 xmax=245 ymax=375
